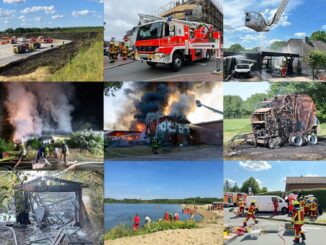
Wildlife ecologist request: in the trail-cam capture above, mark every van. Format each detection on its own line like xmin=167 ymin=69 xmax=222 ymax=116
xmin=246 ymin=196 xmax=288 ymax=214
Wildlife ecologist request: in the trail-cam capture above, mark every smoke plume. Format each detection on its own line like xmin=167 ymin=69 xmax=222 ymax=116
xmin=4 ymin=83 xmax=75 ymax=140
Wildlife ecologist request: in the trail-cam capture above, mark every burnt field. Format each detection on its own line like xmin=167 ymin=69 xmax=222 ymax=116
xmin=0 ymin=30 xmax=102 ymax=81
xmin=225 ymin=136 xmax=326 ymax=161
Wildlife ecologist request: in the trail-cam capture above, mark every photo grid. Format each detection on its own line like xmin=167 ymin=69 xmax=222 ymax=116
xmin=0 ymin=0 xmax=325 ymax=244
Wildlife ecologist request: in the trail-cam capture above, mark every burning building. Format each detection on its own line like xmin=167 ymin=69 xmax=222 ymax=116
xmin=146 ymin=116 xmax=191 ymax=146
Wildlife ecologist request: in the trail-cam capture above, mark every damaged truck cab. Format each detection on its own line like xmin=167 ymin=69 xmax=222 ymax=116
xmin=251 ymin=94 xmax=318 ymax=148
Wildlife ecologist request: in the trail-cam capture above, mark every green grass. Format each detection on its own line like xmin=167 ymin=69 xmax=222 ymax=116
xmin=224 ymin=118 xmax=252 ymax=143
xmin=48 ymin=40 xmax=103 ymax=81
xmin=320 ymin=123 xmax=326 ymax=136
xmin=104 ymin=220 xmax=197 ymax=240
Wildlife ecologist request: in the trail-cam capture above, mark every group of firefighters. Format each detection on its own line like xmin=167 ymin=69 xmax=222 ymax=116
xmin=236 ymin=195 xmax=320 ymax=243
xmin=106 ymin=38 xmax=132 ymax=62
xmin=133 ymin=210 xmax=180 ymax=231
xmin=13 ymin=141 xmax=69 ymax=169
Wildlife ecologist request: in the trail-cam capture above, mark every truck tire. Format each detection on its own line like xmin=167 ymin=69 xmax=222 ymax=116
xmin=281 ymin=207 xmax=288 ymax=215
xmin=170 ymin=53 xmax=183 ymax=71
xmin=147 ymin=61 xmax=157 ymax=68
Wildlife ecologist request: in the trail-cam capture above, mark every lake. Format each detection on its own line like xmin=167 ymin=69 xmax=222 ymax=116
xmin=105 ymin=203 xmax=201 ymax=231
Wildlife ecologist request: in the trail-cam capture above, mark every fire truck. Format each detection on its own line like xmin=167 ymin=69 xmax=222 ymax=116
xmin=135 ymin=14 xmax=221 ymax=71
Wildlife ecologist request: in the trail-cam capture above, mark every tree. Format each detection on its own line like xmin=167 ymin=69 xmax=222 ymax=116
xmin=224 ymin=95 xmax=244 ymax=119
xmin=269 ymin=41 xmax=287 ymax=51
xmin=305 ymin=50 xmax=326 ymax=80
xmin=104 ymin=82 xmax=123 ymax=96
xmin=242 ymin=93 xmax=268 ymax=115
xmin=261 ymin=187 xmax=268 ymax=193
xmin=240 ymin=177 xmax=261 ymax=194
xmin=231 ymin=183 xmax=240 ymax=192
xmin=310 ymin=31 xmax=326 ymax=43
xmin=224 ymin=179 xmax=232 ymax=192
xmin=226 ymin=44 xmax=245 ymax=52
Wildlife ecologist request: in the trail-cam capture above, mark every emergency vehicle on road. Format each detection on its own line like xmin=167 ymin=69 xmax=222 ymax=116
xmin=135 ymin=14 xmax=221 ymax=71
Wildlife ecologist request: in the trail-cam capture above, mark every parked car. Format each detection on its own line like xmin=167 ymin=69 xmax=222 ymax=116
xmin=234 ymin=63 xmax=254 ymax=78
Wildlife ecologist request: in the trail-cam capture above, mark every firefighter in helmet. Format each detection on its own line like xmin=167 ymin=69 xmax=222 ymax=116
xmin=120 ymin=42 xmax=128 ymax=61
xmin=310 ymin=198 xmax=318 ymax=220
xmin=152 ymin=136 xmax=159 ymax=154
xmin=292 ymin=200 xmax=306 ymax=243
xmin=14 ymin=143 xmax=27 ymax=170
xmin=237 ymin=198 xmax=245 ymax=216
xmin=243 ymin=200 xmax=258 ymax=226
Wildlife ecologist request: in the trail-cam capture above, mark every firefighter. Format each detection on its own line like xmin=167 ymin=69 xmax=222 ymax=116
xmin=273 ymin=197 xmax=279 ymax=215
xmin=152 ymin=137 xmax=159 ymax=154
xmin=243 ymin=200 xmax=258 ymax=226
xmin=238 ymin=198 xmax=245 ymax=216
xmin=304 ymin=199 xmax=311 ymax=217
xmin=61 ymin=141 xmax=69 ymax=166
xmin=121 ymin=42 xmax=128 ymax=61
xmin=281 ymin=61 xmax=288 ymax=77
xmin=35 ymin=145 xmax=45 ymax=163
xmin=310 ymin=199 xmax=318 ymax=220
xmin=292 ymin=200 xmax=306 ymax=243
xmin=299 ymin=196 xmax=305 ymax=209
xmin=288 ymin=196 xmax=294 ymax=216
xmin=13 ymin=143 xmax=27 ymax=170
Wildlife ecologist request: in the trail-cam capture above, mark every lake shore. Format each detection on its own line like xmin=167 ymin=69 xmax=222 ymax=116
xmin=105 ymin=204 xmax=223 ymax=245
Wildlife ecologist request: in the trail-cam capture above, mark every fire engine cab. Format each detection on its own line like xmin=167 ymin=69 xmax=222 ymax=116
xmin=135 ymin=14 xmax=220 ymax=71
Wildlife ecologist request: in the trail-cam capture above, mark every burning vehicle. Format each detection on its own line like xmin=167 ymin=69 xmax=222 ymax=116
xmin=251 ymin=94 xmax=318 ymax=148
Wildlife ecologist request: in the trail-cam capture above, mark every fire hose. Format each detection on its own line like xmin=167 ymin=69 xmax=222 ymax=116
xmin=278 ymin=224 xmax=286 ymax=245
xmin=0 ymin=226 xmax=18 ymax=245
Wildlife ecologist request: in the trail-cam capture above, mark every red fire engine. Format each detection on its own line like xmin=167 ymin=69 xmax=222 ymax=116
xmin=135 ymin=14 xmax=221 ymax=71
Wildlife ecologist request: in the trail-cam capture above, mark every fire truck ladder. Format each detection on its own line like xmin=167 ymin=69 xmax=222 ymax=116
xmin=264 ymin=0 xmax=289 ymax=27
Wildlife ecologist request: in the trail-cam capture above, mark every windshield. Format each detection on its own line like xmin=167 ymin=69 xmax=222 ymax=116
xmin=137 ymin=22 xmax=163 ymax=41
xmin=236 ymin=65 xmax=249 ymax=69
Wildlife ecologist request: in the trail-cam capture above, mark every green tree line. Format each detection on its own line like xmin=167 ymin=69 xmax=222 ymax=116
xmin=225 ymin=83 xmax=326 ymax=122
xmin=105 ymin=197 xmax=222 ymax=204
xmin=0 ymin=26 xmax=103 ymax=35
xmin=224 ymin=177 xmax=268 ymax=194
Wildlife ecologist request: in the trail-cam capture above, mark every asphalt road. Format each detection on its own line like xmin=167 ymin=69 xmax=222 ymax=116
xmin=224 ymin=208 xmax=326 ymax=245
xmin=104 ymin=58 xmax=221 ymax=81
xmin=107 ymin=145 xmax=223 ymax=161
xmin=0 ymin=40 xmax=72 ymax=67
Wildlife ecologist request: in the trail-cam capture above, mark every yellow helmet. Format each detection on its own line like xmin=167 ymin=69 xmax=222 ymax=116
xmin=293 ymin=201 xmax=300 ymax=205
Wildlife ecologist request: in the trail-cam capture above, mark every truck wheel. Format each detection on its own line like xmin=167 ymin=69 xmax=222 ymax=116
xmin=205 ymin=51 xmax=211 ymax=61
xmin=281 ymin=207 xmax=288 ymax=215
xmin=147 ymin=62 xmax=157 ymax=68
xmin=170 ymin=53 xmax=183 ymax=71
xmin=308 ymin=134 xmax=318 ymax=145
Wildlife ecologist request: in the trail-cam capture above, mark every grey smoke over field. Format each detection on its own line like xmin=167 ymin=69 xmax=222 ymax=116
xmin=4 ymin=83 xmax=75 ymax=140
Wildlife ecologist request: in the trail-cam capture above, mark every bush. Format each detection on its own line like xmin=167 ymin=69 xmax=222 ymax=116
xmin=258 ymin=191 xmax=283 ymax=197
xmin=105 ymin=220 xmax=197 ymax=240
xmin=26 ymin=138 xmax=42 ymax=150
xmin=67 ymin=130 xmax=103 ymax=154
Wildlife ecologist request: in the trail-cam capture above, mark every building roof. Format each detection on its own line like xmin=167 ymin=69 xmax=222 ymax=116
xmin=286 ymin=177 xmax=326 ymax=184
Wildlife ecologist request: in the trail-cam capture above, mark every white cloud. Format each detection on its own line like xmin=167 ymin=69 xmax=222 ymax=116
xmin=33 ymin=16 xmax=41 ymax=22
xmin=0 ymin=8 xmax=15 ymax=18
xmin=239 ymin=161 xmax=272 ymax=172
xmin=322 ymin=25 xmax=326 ymax=30
xmin=3 ymin=0 xmax=25 ymax=3
xmin=294 ymin=32 xmax=306 ymax=37
xmin=21 ymin=5 xmax=55 ymax=15
xmin=305 ymin=174 xmax=319 ymax=177
xmin=225 ymin=178 xmax=236 ymax=186
xmin=72 ymin=10 xmax=93 ymax=17
xmin=256 ymin=178 xmax=263 ymax=187
xmin=52 ymin=14 xmax=64 ymax=19
xmin=281 ymin=177 xmax=286 ymax=183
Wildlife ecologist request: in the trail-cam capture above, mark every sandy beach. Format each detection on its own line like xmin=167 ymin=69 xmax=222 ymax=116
xmin=105 ymin=204 xmax=223 ymax=245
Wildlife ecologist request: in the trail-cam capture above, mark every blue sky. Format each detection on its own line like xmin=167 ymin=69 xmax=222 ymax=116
xmin=105 ymin=161 xmax=223 ymax=199
xmin=225 ymin=161 xmax=326 ymax=191
xmin=224 ymin=0 xmax=326 ymax=48
xmin=0 ymin=0 xmax=103 ymax=31
xmin=224 ymin=82 xmax=270 ymax=100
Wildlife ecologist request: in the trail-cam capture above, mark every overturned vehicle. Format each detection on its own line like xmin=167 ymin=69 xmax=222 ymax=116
xmin=251 ymin=94 xmax=318 ymax=148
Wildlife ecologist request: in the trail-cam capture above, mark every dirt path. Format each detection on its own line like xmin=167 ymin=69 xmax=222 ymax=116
xmin=105 ymin=205 xmax=223 ymax=245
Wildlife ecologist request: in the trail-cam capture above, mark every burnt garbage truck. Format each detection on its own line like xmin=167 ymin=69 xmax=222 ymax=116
xmin=251 ymin=94 xmax=318 ymax=148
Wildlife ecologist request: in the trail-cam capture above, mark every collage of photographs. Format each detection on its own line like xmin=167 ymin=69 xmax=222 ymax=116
xmin=0 ymin=0 xmax=325 ymax=244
